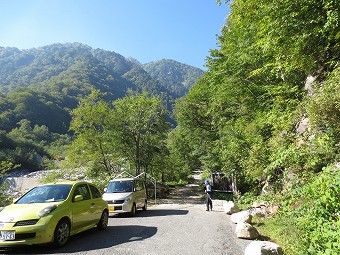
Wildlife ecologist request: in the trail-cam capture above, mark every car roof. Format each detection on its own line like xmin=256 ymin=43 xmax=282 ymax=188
xmin=109 ymin=178 xmax=143 ymax=182
xmin=39 ymin=180 xmax=91 ymax=186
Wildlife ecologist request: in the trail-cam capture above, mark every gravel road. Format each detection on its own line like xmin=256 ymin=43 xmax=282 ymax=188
xmin=1 ymin=184 xmax=251 ymax=255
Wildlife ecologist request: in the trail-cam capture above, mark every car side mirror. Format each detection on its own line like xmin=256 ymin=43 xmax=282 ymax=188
xmin=104 ymin=188 xmax=107 ymax=193
xmin=73 ymin=194 xmax=83 ymax=202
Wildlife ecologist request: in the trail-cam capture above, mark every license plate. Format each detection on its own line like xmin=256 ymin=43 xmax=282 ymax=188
xmin=108 ymin=205 xmax=115 ymax=212
xmin=0 ymin=231 xmax=15 ymax=240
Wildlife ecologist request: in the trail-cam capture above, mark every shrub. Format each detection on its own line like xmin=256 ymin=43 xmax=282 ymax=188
xmin=292 ymin=165 xmax=340 ymax=254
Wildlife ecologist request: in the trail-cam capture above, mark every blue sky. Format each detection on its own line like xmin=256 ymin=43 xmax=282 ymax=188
xmin=0 ymin=0 xmax=229 ymax=69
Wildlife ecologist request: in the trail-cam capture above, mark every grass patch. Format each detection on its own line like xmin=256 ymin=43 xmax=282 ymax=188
xmin=253 ymin=215 xmax=306 ymax=255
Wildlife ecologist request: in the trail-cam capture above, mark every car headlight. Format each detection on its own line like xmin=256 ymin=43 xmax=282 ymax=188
xmin=125 ymin=197 xmax=131 ymax=203
xmin=38 ymin=205 xmax=57 ymax=217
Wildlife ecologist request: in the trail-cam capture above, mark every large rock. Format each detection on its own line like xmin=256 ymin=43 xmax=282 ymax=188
xmin=231 ymin=210 xmax=252 ymax=224
xmin=235 ymin=222 xmax=259 ymax=239
xmin=244 ymin=241 xmax=283 ymax=255
xmin=252 ymin=201 xmax=267 ymax=208
xmin=250 ymin=207 xmax=267 ymax=218
xmin=223 ymin=201 xmax=240 ymax=214
xmin=249 ymin=202 xmax=280 ymax=218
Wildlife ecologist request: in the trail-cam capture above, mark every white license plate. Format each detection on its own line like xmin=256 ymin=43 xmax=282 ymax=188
xmin=0 ymin=231 xmax=15 ymax=240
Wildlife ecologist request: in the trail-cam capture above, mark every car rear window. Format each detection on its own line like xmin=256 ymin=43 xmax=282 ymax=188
xmin=89 ymin=184 xmax=102 ymax=198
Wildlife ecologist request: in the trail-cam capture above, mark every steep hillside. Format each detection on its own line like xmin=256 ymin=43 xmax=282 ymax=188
xmin=0 ymin=43 xmax=203 ymax=98
xmin=0 ymin=43 xmax=204 ymax=133
xmin=143 ymin=59 xmax=204 ymax=97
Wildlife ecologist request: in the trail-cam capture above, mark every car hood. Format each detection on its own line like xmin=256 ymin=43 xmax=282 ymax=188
xmin=0 ymin=202 xmax=61 ymax=223
xmin=102 ymin=192 xmax=132 ymax=201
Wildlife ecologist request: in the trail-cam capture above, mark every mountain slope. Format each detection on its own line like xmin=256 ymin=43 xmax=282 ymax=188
xmin=142 ymin=59 xmax=204 ymax=97
xmin=0 ymin=43 xmax=204 ymax=133
xmin=0 ymin=43 xmax=204 ymax=98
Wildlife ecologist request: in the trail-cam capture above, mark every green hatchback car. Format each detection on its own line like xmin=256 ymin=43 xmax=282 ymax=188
xmin=0 ymin=181 xmax=108 ymax=247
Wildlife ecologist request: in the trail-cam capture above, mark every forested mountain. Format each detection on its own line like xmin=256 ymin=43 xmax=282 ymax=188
xmin=143 ymin=59 xmax=204 ymax=97
xmin=0 ymin=43 xmax=203 ymax=134
xmin=0 ymin=43 xmax=203 ymax=170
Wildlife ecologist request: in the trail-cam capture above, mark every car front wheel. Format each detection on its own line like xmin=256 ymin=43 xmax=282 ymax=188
xmin=142 ymin=200 xmax=147 ymax=211
xmin=130 ymin=203 xmax=136 ymax=217
xmin=97 ymin=210 xmax=109 ymax=230
xmin=52 ymin=219 xmax=70 ymax=247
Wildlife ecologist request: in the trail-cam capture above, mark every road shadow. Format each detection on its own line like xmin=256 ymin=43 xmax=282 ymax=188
xmin=138 ymin=208 xmax=189 ymax=217
xmin=0 ymin=225 xmax=157 ymax=254
xmin=258 ymin=235 xmax=271 ymax=241
xmin=112 ymin=208 xmax=189 ymax=218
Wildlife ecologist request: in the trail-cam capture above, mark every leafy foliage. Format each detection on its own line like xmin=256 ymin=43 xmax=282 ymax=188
xmin=0 ymin=119 xmax=71 ymax=170
xmin=307 ymin=68 xmax=340 ymax=138
xmin=143 ymin=59 xmax=204 ymax=97
xmin=112 ymin=90 xmax=170 ymax=176
xmin=171 ymin=0 xmax=339 ymax=253
xmin=176 ymin=0 xmax=339 ymax=188
xmin=67 ymin=90 xmax=171 ymax=177
xmin=253 ymin=165 xmax=340 ymax=255
xmin=67 ymin=90 xmax=117 ymax=174
xmin=293 ymin=166 xmax=340 ymax=254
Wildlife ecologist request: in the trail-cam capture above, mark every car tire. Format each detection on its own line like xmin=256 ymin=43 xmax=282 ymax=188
xmin=130 ymin=203 xmax=136 ymax=217
xmin=142 ymin=200 xmax=147 ymax=211
xmin=52 ymin=219 xmax=70 ymax=248
xmin=97 ymin=210 xmax=109 ymax=230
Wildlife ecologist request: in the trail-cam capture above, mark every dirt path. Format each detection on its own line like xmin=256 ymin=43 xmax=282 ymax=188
xmin=157 ymin=183 xmax=205 ymax=205
xmin=156 ymin=170 xmax=206 ymax=205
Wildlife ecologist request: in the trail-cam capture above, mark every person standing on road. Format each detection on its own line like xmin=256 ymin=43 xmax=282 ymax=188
xmin=204 ymin=180 xmax=213 ymax=211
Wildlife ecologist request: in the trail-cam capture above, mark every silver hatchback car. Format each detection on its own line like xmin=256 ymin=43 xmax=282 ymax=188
xmin=102 ymin=178 xmax=147 ymax=216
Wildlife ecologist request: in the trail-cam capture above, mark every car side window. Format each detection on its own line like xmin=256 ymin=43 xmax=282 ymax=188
xmin=89 ymin=185 xmax=101 ymax=199
xmin=73 ymin=184 xmax=91 ymax=201
xmin=135 ymin=180 xmax=145 ymax=191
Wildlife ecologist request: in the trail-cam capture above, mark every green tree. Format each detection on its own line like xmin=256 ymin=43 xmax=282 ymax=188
xmin=68 ymin=90 xmax=170 ymax=178
xmin=0 ymin=161 xmax=19 ymax=207
xmin=0 ymin=161 xmax=18 ymax=177
xmin=175 ymin=0 xmax=339 ymax=192
xmin=112 ymin=90 xmax=170 ymax=176
xmin=307 ymin=67 xmax=340 ymax=138
xmin=68 ymin=90 xmax=117 ymax=174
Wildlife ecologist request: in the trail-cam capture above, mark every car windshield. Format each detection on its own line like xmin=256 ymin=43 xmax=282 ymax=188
xmin=106 ymin=180 xmax=133 ymax=193
xmin=15 ymin=184 xmax=73 ymax=204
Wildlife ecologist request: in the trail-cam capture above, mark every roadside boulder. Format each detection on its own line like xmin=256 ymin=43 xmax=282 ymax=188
xmin=252 ymin=201 xmax=267 ymax=208
xmin=250 ymin=207 xmax=267 ymax=218
xmin=244 ymin=241 xmax=283 ymax=255
xmin=249 ymin=202 xmax=280 ymax=218
xmin=231 ymin=210 xmax=252 ymax=224
xmin=235 ymin=222 xmax=259 ymax=239
xmin=223 ymin=201 xmax=240 ymax=214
